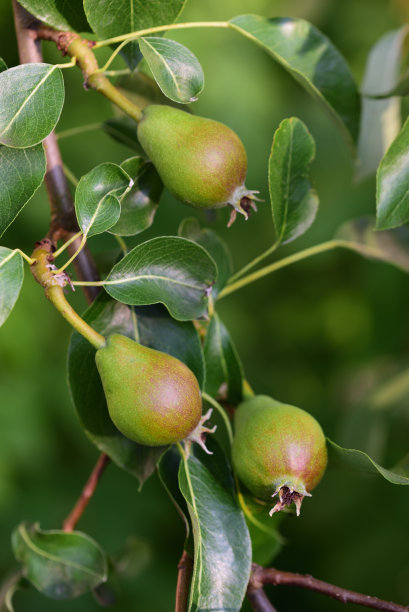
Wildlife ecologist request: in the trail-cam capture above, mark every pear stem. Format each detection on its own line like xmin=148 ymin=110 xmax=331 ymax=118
xmin=201 ymin=392 xmax=233 ymax=446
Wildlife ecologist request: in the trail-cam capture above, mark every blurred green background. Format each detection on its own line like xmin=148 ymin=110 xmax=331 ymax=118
xmin=1 ymin=0 xmax=409 ymax=610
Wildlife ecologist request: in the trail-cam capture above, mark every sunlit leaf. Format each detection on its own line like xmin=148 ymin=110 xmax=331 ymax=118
xmin=17 ymin=0 xmax=90 ymax=32
xmin=229 ymin=14 xmax=360 ymax=146
xmin=0 ymin=248 xmax=24 ymax=328
xmin=269 ymin=117 xmax=318 ymax=244
xmin=0 ymin=64 xmax=64 ymax=148
xmin=139 ymin=37 xmax=204 ymax=104
xmin=0 ymin=144 xmax=46 ymax=236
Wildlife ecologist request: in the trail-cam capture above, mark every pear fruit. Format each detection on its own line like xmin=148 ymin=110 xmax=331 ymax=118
xmin=137 ymin=104 xmax=258 ymax=225
xmin=232 ymin=395 xmax=327 ymax=515
xmin=95 ymin=334 xmax=203 ymax=446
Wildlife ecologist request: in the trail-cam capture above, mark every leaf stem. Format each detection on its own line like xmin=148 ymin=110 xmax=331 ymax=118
xmin=94 ymin=21 xmax=230 ymax=48
xmin=201 ymin=392 xmax=233 ymax=446
xmin=56 ymin=234 xmax=88 ymax=273
xmin=56 ymin=122 xmax=103 ymax=140
xmin=229 ymin=241 xmax=279 ymax=283
xmin=52 ymin=231 xmax=83 ymax=258
xmin=218 ymin=239 xmax=387 ymax=300
xmin=0 ymin=248 xmax=35 ymax=267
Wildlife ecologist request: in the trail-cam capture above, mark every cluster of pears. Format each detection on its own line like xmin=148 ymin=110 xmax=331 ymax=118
xmin=232 ymin=395 xmax=327 ymax=515
xmin=95 ymin=334 xmax=214 ymax=450
xmin=137 ymin=104 xmax=259 ymax=226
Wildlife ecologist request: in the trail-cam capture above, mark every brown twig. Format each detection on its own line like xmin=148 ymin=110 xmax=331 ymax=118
xmin=251 ymin=564 xmax=409 ymax=612
xmin=12 ymin=0 xmax=100 ymax=304
xmin=175 ymin=550 xmax=194 ymax=612
xmin=63 ymin=453 xmax=110 ymax=532
xmin=247 ymin=584 xmax=278 ymax=612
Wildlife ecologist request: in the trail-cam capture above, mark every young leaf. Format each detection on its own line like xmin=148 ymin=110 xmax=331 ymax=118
xmin=327 ymin=439 xmax=409 ymax=485
xmin=17 ymin=0 xmax=90 ymax=32
xmin=0 ymin=58 xmax=6 ymax=73
xmin=0 ymin=248 xmax=24 ymax=328
xmin=138 ymin=37 xmax=204 ymax=104
xmin=104 ymin=236 xmax=217 ymax=321
xmin=269 ymin=117 xmax=318 ymax=245
xmin=84 ymin=0 xmax=187 ymax=70
xmin=110 ymin=157 xmax=162 ymax=236
xmin=335 ymin=217 xmax=409 ymax=274
xmin=75 ymin=163 xmax=132 ymax=237
xmin=12 ymin=523 xmax=107 ymax=600
xmin=0 ymin=144 xmax=46 ymax=237
xmin=357 ymin=26 xmax=409 ymax=181
xmin=178 ymin=217 xmax=233 ymax=296
xmin=229 ymin=15 xmax=360 ymax=146
xmin=0 ymin=64 xmax=64 ymax=148
xmin=178 ymin=452 xmax=251 ymax=611
xmin=102 ymin=117 xmax=145 ymax=156
xmin=376 ymin=116 xmax=409 ymax=230
xmin=203 ymin=313 xmax=243 ymax=404
xmin=68 ymin=293 xmax=167 ymax=486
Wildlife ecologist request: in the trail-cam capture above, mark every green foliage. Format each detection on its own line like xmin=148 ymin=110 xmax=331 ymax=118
xmin=17 ymin=0 xmax=90 ymax=32
xmin=0 ymin=248 xmax=23 ymax=328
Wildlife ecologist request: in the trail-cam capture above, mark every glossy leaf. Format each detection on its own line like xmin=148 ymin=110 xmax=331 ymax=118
xmin=104 ymin=237 xmax=217 ymax=321
xmin=84 ymin=0 xmax=187 ymax=70
xmin=241 ymin=494 xmax=283 ymax=566
xmin=269 ymin=117 xmax=318 ymax=244
xmin=0 ymin=64 xmax=64 ymax=148
xmin=0 ymin=58 xmax=6 ymax=73
xmin=376 ymin=116 xmax=409 ymax=229
xmin=12 ymin=523 xmax=107 ymax=600
xmin=336 ymin=217 xmax=409 ymax=274
xmin=110 ymin=156 xmax=162 ymax=236
xmin=203 ymin=314 xmax=243 ymax=404
xmin=328 ymin=439 xmax=409 ymax=484
xmin=357 ymin=26 xmax=409 ymax=180
xmin=68 ymin=293 xmax=167 ymax=485
xmin=229 ymin=14 xmax=360 ymax=145
xmin=0 ymin=144 xmax=46 ymax=236
xmin=0 ymin=249 xmax=24 ymax=328
xmin=102 ymin=117 xmax=145 ymax=156
xmin=139 ymin=37 xmax=204 ymax=104
xmin=178 ymin=452 xmax=251 ymax=611
xmin=178 ymin=217 xmax=233 ymax=296
xmin=17 ymin=0 xmax=89 ymax=32
xmin=75 ymin=163 xmax=132 ymax=237
xmin=134 ymin=304 xmax=205 ymax=389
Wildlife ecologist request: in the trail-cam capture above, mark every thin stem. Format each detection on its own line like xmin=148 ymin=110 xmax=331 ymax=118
xmin=53 ymin=231 xmax=83 ymax=258
xmin=63 ymin=454 xmax=110 ymax=532
xmin=62 ymin=163 xmax=79 ymax=187
xmin=201 ymin=392 xmax=233 ymax=446
xmin=0 ymin=248 xmax=35 ymax=267
xmin=114 ymin=235 xmax=128 ymax=256
xmin=175 ymin=550 xmax=194 ymax=612
xmin=96 ymin=38 xmax=133 ymax=74
xmin=218 ymin=240 xmax=386 ymax=300
xmin=56 ymin=234 xmax=87 ymax=273
xmin=229 ymin=240 xmax=279 ymax=283
xmin=56 ymin=122 xmax=103 ymax=140
xmin=251 ymin=565 xmax=409 ymax=612
xmin=94 ymin=21 xmax=230 ymax=48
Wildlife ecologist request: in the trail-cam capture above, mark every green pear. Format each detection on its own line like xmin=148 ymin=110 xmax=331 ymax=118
xmin=232 ymin=395 xmax=327 ymax=515
xmin=137 ymin=105 xmax=258 ymax=225
xmin=95 ymin=334 xmax=203 ymax=446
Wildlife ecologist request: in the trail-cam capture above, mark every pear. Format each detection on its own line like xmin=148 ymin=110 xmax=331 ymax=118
xmin=95 ymin=334 xmax=204 ymax=446
xmin=232 ymin=395 xmax=327 ymax=515
xmin=137 ymin=104 xmax=258 ymax=225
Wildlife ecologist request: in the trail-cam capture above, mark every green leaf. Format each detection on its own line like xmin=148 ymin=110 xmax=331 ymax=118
xmin=229 ymin=14 xmax=360 ymax=146
xmin=0 ymin=248 xmax=24 ymax=328
xmin=178 ymin=217 xmax=233 ymax=296
xmin=328 ymin=439 xmax=409 ymax=485
xmin=104 ymin=236 xmax=217 ymax=321
xmin=376 ymin=116 xmax=409 ymax=229
xmin=203 ymin=314 xmax=243 ymax=404
xmin=241 ymin=494 xmax=283 ymax=566
xmin=269 ymin=117 xmax=318 ymax=245
xmin=357 ymin=26 xmax=409 ymax=181
xmin=0 ymin=58 xmax=7 ymax=73
xmin=178 ymin=452 xmax=251 ymax=611
xmin=110 ymin=156 xmax=162 ymax=236
xmin=68 ymin=293 xmax=167 ymax=485
xmin=75 ymin=163 xmax=132 ymax=237
xmin=135 ymin=304 xmax=205 ymax=389
xmin=0 ymin=64 xmax=64 ymax=148
xmin=12 ymin=523 xmax=107 ymax=600
xmin=0 ymin=144 xmax=46 ymax=236
xmin=139 ymin=37 xmax=204 ymax=104
xmin=157 ymin=447 xmax=190 ymax=540
xmin=335 ymin=217 xmax=409 ymax=274
xmin=102 ymin=117 xmax=145 ymax=156
xmin=17 ymin=0 xmax=90 ymax=32
xmin=84 ymin=0 xmax=187 ymax=70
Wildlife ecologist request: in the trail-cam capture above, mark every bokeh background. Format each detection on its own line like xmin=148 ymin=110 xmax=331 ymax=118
xmin=1 ymin=0 xmax=409 ymax=610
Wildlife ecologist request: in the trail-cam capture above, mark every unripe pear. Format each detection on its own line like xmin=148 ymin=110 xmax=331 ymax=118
xmin=232 ymin=395 xmax=327 ymax=516
xmin=95 ymin=334 xmax=205 ymax=447
xmin=137 ymin=105 xmax=258 ymax=226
